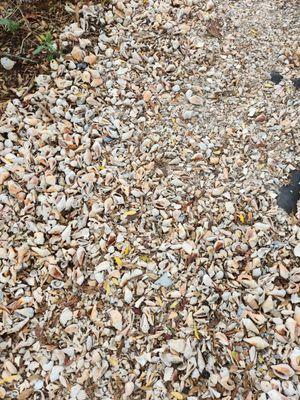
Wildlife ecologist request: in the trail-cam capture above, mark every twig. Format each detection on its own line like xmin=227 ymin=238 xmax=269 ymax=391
xmin=0 ymin=52 xmax=37 ymax=63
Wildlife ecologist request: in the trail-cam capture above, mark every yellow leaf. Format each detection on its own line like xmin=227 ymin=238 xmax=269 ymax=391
xmin=108 ymin=356 xmax=118 ymax=367
xmin=0 ymin=374 xmax=21 ymax=385
xmin=124 ymin=209 xmax=137 ymax=217
xmin=98 ymin=165 xmax=105 ymax=171
xmin=194 ymin=322 xmax=200 ymax=340
xmin=170 ymin=301 xmax=178 ymax=309
xmin=264 ymin=82 xmax=273 ymax=88
xmin=239 ymin=213 xmax=245 ymax=224
xmin=171 ymin=392 xmax=184 ymax=400
xmin=155 ymin=296 xmax=163 ymax=307
xmin=111 ymin=278 xmax=119 ymax=286
xmin=103 ymin=280 xmax=110 ymax=296
xmin=122 ymin=244 xmax=130 ymax=255
xmin=140 ymin=255 xmax=151 ymax=262
xmin=114 ymin=256 xmax=123 ymax=267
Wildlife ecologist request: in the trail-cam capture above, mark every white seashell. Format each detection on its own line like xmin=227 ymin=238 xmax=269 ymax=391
xmin=61 ymin=224 xmax=72 ymax=243
xmin=168 ymin=339 xmax=186 ymax=354
xmin=155 ymin=273 xmax=173 ymax=288
xmin=225 ymin=201 xmax=235 ymax=214
xmin=286 ymin=317 xmax=297 ymax=342
xmin=244 ymin=336 xmax=269 ymax=350
xmin=160 ymin=352 xmax=183 ymax=366
xmin=267 ymin=389 xmax=289 ymax=400
xmin=182 ymin=241 xmax=195 ymax=255
xmin=163 ymin=367 xmax=174 ymax=382
xmin=124 ymin=382 xmax=134 ymax=397
xmin=242 ymin=318 xmax=259 ymax=334
xmin=188 ymin=95 xmax=203 ymax=105
xmin=1 ymin=57 xmax=15 ymax=70
xmin=124 ymin=287 xmax=133 ymax=303
xmin=110 ymin=309 xmax=123 ymax=330
xmin=262 ymin=296 xmax=274 ymax=313
xmin=289 ymin=348 xmax=300 ymax=372
xmin=16 ymin=307 xmax=34 ymax=319
xmin=60 ymin=308 xmax=73 ymax=326
xmin=271 ymin=364 xmax=295 ymax=379
xmin=260 ymin=380 xmax=272 ymax=393
xmin=294 ymin=243 xmax=300 ymax=257
xmin=50 ymin=366 xmax=64 ymax=382
xmin=140 ymin=314 xmax=149 ymax=333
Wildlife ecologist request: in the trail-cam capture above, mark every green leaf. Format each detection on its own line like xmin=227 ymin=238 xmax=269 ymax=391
xmin=0 ymin=18 xmax=20 ymax=32
xmin=33 ymin=45 xmax=45 ymax=55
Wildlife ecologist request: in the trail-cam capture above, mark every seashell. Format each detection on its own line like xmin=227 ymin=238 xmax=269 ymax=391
xmin=160 ymin=352 xmax=183 ymax=366
xmin=294 ymin=306 xmax=300 ymax=326
xmin=109 ymin=309 xmax=123 ymax=330
xmin=50 ymin=280 xmax=64 ymax=289
xmin=124 ymin=382 xmax=134 ymax=397
xmin=188 ymin=95 xmax=203 ymax=105
xmin=294 ymin=243 xmax=300 ymax=257
xmin=60 ymin=308 xmax=73 ymax=326
xmin=0 ymin=169 xmax=9 ymax=185
xmin=289 ymin=348 xmax=300 ymax=372
xmin=140 ymin=314 xmax=149 ymax=333
xmin=1 ymin=57 xmax=15 ymax=70
xmin=71 ymin=46 xmax=84 ymax=61
xmin=271 ymin=364 xmax=295 ymax=379
xmin=262 ymin=296 xmax=274 ymax=313
xmin=49 ymin=265 xmax=64 ymax=280
xmin=242 ymin=318 xmax=259 ymax=334
xmin=244 ymin=336 xmax=269 ymax=350
xmin=168 ymin=339 xmax=186 ymax=354
xmin=267 ymin=389 xmax=289 ymax=400
xmin=285 ymin=318 xmax=297 ymax=342
xmin=163 ymin=367 xmax=174 ymax=382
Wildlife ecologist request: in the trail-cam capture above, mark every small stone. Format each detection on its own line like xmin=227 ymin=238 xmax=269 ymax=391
xmin=1 ymin=57 xmax=16 ymax=70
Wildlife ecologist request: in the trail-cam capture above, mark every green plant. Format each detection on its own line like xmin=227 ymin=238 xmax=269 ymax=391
xmin=0 ymin=18 xmax=20 ymax=33
xmin=33 ymin=32 xmax=57 ymax=60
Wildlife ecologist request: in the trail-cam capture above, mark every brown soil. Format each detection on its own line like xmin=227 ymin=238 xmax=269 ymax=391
xmin=0 ymin=0 xmax=95 ymax=107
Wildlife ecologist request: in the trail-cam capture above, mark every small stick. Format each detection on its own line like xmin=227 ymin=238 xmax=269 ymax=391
xmin=0 ymin=52 xmax=37 ymax=63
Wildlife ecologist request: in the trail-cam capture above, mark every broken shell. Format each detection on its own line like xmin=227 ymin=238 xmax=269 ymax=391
xmin=109 ymin=309 xmax=123 ymax=330
xmin=244 ymin=336 xmax=269 ymax=350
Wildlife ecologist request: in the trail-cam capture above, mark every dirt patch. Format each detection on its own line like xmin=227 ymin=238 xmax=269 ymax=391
xmin=0 ymin=0 xmax=100 ymax=105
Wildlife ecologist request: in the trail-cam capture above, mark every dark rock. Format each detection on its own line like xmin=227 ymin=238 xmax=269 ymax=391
xmin=277 ymin=184 xmax=300 ymax=214
xmin=270 ymin=71 xmax=283 ymax=84
xmin=292 ymin=78 xmax=300 ymax=89
xmin=290 ymin=170 xmax=300 ymax=186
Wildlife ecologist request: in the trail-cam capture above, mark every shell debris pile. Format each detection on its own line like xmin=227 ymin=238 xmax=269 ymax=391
xmin=0 ymin=0 xmax=300 ymax=399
